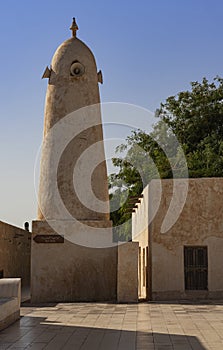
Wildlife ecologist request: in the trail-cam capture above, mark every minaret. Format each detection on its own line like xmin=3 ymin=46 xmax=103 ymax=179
xmin=38 ymin=18 xmax=109 ymax=221
xmin=31 ymin=19 xmax=117 ymax=304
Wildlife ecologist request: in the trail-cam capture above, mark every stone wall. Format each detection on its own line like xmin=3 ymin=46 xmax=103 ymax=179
xmin=150 ymin=178 xmax=223 ymax=300
xmin=117 ymin=242 xmax=138 ymax=303
xmin=0 ymin=221 xmax=31 ymax=287
xmin=133 ymin=178 xmax=223 ymax=300
xmin=132 ymin=186 xmax=149 ymax=300
xmin=31 ymin=220 xmax=117 ymax=303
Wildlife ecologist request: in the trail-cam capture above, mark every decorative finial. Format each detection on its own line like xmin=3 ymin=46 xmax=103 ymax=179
xmin=70 ymin=17 xmax=78 ymax=37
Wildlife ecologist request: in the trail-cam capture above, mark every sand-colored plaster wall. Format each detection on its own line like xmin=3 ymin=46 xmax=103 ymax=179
xmin=150 ymin=178 xmax=223 ymax=300
xmin=31 ymin=220 xmax=117 ymax=303
xmin=117 ymin=242 xmax=138 ymax=303
xmin=0 ymin=221 xmax=31 ymax=287
xmin=133 ymin=178 xmax=223 ymax=300
xmin=132 ymin=186 xmax=149 ymax=299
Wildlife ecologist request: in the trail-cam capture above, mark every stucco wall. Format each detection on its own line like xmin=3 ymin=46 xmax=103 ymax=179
xmin=132 ymin=186 xmax=149 ymax=299
xmin=0 ymin=221 xmax=31 ymax=287
xmin=31 ymin=220 xmax=117 ymax=303
xmin=151 ymin=178 xmax=223 ymax=300
xmin=132 ymin=186 xmax=149 ymax=243
xmin=117 ymin=242 xmax=139 ymax=303
xmin=133 ymin=178 xmax=223 ymax=300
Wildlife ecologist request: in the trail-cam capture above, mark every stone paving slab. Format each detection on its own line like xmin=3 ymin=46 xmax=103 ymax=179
xmin=0 ymin=301 xmax=223 ymax=349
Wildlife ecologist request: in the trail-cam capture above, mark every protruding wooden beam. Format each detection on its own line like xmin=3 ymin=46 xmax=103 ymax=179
xmin=129 ymin=194 xmax=143 ymax=199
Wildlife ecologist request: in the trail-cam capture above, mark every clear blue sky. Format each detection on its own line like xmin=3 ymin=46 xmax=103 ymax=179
xmin=0 ymin=0 xmax=223 ymax=227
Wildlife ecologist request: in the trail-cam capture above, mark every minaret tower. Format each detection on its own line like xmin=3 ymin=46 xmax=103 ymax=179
xmin=31 ymin=19 xmax=117 ymax=303
xmin=38 ymin=18 xmax=109 ymax=221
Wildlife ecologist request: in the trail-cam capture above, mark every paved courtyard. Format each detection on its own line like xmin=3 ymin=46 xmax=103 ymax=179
xmin=0 ymin=301 xmax=223 ymax=349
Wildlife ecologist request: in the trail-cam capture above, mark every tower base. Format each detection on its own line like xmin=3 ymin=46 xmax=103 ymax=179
xmin=31 ymin=220 xmax=117 ymax=303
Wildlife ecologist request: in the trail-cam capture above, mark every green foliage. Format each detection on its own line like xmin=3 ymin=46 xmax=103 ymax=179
xmin=157 ymin=76 xmax=223 ymax=151
xmin=109 ymin=76 xmax=223 ymax=238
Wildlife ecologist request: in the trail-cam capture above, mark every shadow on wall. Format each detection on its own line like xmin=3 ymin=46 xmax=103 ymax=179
xmin=0 ymin=310 xmax=208 ymax=349
xmin=0 ymin=221 xmax=31 ymax=288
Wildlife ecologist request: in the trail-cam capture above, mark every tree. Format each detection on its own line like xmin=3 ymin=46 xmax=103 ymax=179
xmin=109 ymin=77 xmax=223 ymax=238
xmin=157 ymin=76 xmax=223 ymax=177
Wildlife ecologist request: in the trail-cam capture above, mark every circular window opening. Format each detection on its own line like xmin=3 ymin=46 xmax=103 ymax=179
xmin=70 ymin=61 xmax=85 ymax=77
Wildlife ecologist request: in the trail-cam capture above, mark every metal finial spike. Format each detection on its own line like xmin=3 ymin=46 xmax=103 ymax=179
xmin=70 ymin=17 xmax=78 ymax=37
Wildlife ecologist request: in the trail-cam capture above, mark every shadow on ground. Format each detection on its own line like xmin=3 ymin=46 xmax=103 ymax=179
xmin=0 ymin=308 xmax=207 ymax=350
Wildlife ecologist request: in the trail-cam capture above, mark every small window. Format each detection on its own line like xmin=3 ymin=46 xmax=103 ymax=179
xmin=184 ymin=246 xmax=208 ymax=290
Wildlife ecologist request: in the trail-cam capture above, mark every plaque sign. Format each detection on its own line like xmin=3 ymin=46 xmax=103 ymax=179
xmin=33 ymin=235 xmax=64 ymax=244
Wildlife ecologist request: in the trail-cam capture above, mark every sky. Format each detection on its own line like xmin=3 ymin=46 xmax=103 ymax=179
xmin=0 ymin=0 xmax=223 ymax=228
